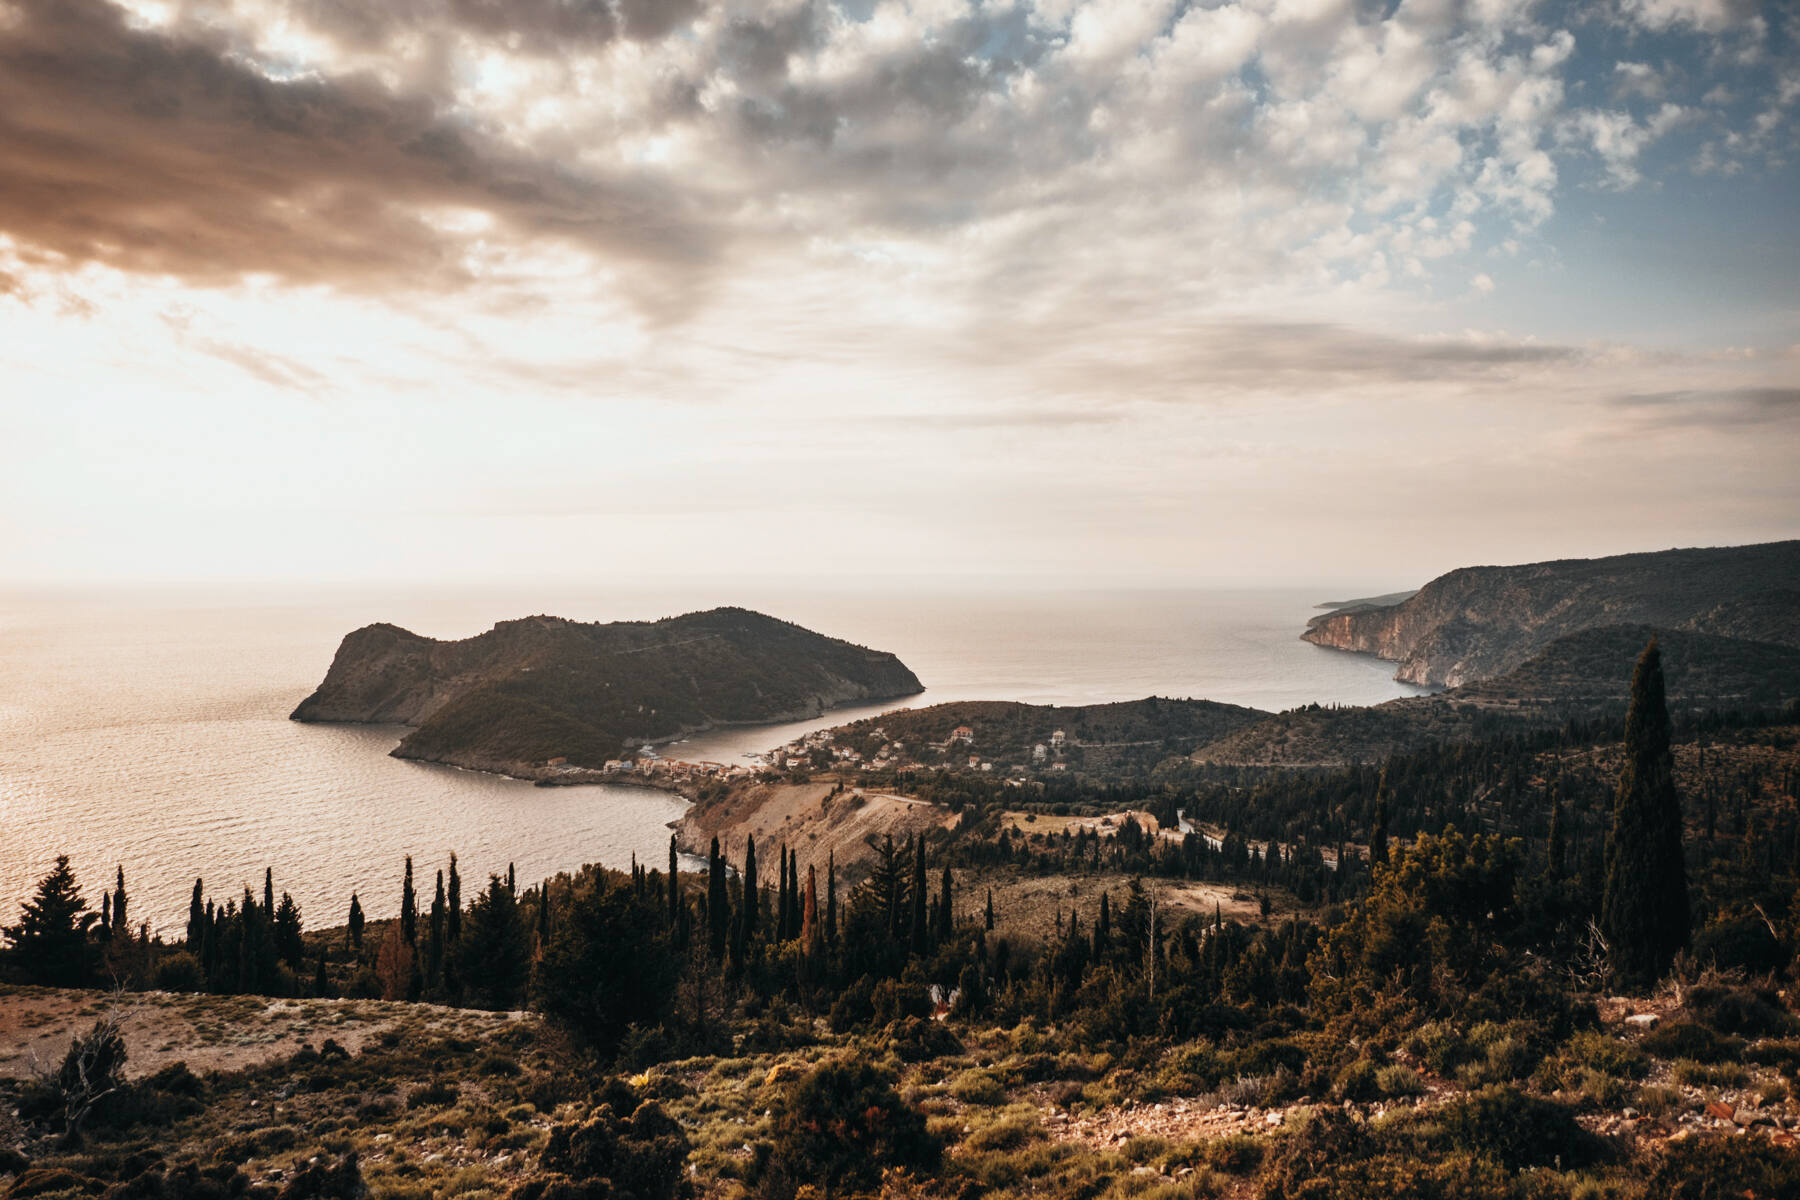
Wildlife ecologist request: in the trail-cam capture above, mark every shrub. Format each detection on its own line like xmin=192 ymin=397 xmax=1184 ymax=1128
xmin=1642 ymin=1022 xmax=1743 ymax=1064
xmin=768 ymin=1058 xmax=940 ymax=1195
xmin=1434 ymin=1085 xmax=1607 ymax=1171
xmin=406 ymin=1079 xmax=460 ymax=1109
xmin=948 ymin=1069 xmax=1007 ymax=1106
xmin=152 ymin=952 xmax=204 ymax=992
xmin=538 ymin=1101 xmax=690 ymax=1200
xmin=1644 ymin=1134 xmax=1800 ymax=1199
xmin=1333 ymin=1058 xmax=1381 ymax=1102
xmin=1374 ymin=1065 xmax=1426 ymax=1099
xmin=1203 ymin=1134 xmax=1263 ymax=1174
xmin=1684 ymin=985 xmax=1799 ymax=1039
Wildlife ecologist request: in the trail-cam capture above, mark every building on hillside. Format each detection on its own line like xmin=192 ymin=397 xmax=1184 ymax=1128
xmin=1050 ymin=730 xmax=1066 ymax=748
xmin=952 ymin=725 xmax=974 ymax=743
xmin=1032 ymin=743 xmax=1047 ymax=762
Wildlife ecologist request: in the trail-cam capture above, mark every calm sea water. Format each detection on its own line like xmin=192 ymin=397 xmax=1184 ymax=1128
xmin=0 ymin=584 xmax=1425 ymax=933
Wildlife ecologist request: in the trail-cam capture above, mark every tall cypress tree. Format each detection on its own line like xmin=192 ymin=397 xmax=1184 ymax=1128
xmin=826 ymin=851 xmax=838 ymax=945
xmin=400 ymin=857 xmax=418 ymax=947
xmin=347 ymin=892 xmax=365 ymax=952
xmin=985 ymin=888 xmax=995 ymax=932
xmin=447 ymin=853 xmax=463 ymax=947
xmin=743 ymin=835 xmax=760 ymax=939
xmin=263 ymin=867 xmax=274 ymax=919
xmin=428 ymin=870 xmax=447 ymax=988
xmin=776 ymin=846 xmax=790 ymax=940
xmin=786 ymin=850 xmax=800 ymax=940
xmin=707 ymin=837 xmax=729 ymax=960
xmin=668 ymin=835 xmax=680 ymax=930
xmin=187 ymin=878 xmax=206 ymax=950
xmin=113 ymin=866 xmax=128 ymax=939
xmin=1601 ymin=637 xmax=1691 ymax=985
xmin=936 ymin=865 xmax=954 ymax=940
xmin=910 ymin=835 xmax=929 ymax=954
xmin=1371 ymin=766 xmax=1391 ymax=868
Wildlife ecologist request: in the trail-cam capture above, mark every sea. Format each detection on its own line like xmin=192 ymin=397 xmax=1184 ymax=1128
xmin=0 ymin=584 xmax=1430 ymax=934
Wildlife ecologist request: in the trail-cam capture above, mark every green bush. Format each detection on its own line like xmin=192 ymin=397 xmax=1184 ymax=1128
xmin=1644 ymin=1134 xmax=1800 ymax=1199
xmin=768 ymin=1058 xmax=940 ymax=1195
xmin=1642 ymin=1022 xmax=1743 ymax=1064
xmin=1684 ymin=986 xmax=1799 ymax=1039
xmin=1434 ymin=1085 xmax=1606 ymax=1171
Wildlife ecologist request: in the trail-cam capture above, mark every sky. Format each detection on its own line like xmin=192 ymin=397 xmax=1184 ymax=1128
xmin=0 ymin=0 xmax=1796 ymax=592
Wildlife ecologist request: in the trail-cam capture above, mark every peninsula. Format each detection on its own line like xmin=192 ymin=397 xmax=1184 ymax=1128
xmin=291 ymin=607 xmax=923 ymax=778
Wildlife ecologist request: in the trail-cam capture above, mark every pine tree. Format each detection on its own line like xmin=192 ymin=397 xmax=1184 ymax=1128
xmin=400 ymin=857 xmax=418 ymax=947
xmin=1601 ymin=638 xmax=1691 ymax=985
xmin=6 ymin=855 xmax=95 ymax=986
xmin=347 ymin=892 xmax=365 ymax=953
xmin=461 ymin=875 xmax=529 ymax=1010
xmin=273 ymin=893 xmax=305 ymax=966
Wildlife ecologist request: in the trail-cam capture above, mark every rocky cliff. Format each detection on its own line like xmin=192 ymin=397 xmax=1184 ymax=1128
xmin=1302 ymin=541 xmax=1800 ymax=687
xmin=293 ymin=608 xmax=923 ymax=776
xmin=1200 ymin=623 xmax=1800 ymax=766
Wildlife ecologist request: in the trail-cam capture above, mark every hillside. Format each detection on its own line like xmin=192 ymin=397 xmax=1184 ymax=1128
xmin=292 ymin=608 xmax=922 ymax=776
xmin=1196 ymin=625 xmax=1800 ymax=766
xmin=1302 ymin=540 xmax=1800 ymax=687
xmin=825 ymin=696 xmax=1270 ymax=777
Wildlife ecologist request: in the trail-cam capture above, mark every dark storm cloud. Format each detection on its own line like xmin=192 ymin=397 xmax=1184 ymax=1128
xmin=0 ymin=0 xmax=714 ymax=299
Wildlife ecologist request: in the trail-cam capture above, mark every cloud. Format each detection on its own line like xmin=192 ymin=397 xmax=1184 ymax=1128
xmin=1613 ymin=387 xmax=1800 ymax=426
xmin=0 ymin=0 xmax=716 ymax=308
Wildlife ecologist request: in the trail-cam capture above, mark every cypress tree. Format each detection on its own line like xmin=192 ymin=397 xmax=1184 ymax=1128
xmin=668 ymin=836 xmax=680 ymax=931
xmin=985 ymin=888 xmax=995 ymax=932
xmin=313 ymin=953 xmax=331 ymax=998
xmin=428 ymin=870 xmax=447 ymax=987
xmin=507 ymin=863 xmax=516 ymax=895
xmin=775 ymin=845 xmax=789 ymax=940
xmin=101 ymin=891 xmax=112 ymax=938
xmin=1371 ymin=767 xmax=1391 ymax=868
xmin=743 ymin=835 xmax=759 ymax=938
xmin=787 ymin=850 xmax=800 ymax=940
xmin=536 ymin=881 xmax=551 ymax=947
xmin=910 ymin=835 xmax=928 ymax=954
xmin=113 ymin=866 xmax=128 ymax=938
xmin=400 ymin=857 xmax=418 ymax=947
xmin=447 ymin=853 xmax=462 ymax=947
xmin=936 ymin=865 xmax=953 ymax=941
xmin=1601 ymin=638 xmax=1691 ymax=985
xmin=347 ymin=892 xmax=365 ymax=953
xmin=187 ymin=878 xmax=205 ymax=950
xmin=826 ymin=851 xmax=838 ymax=945
xmin=707 ymin=837 xmax=729 ymax=959
xmin=263 ymin=867 xmax=274 ymax=919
